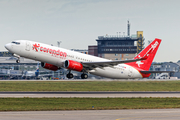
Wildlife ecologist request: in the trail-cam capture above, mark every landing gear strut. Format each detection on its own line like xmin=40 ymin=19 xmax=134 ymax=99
xmin=66 ymin=70 xmax=73 ymax=79
xmin=13 ymin=54 xmax=20 ymax=63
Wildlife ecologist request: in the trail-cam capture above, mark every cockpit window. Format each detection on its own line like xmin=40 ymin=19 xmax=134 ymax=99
xmin=11 ymin=41 xmax=20 ymax=45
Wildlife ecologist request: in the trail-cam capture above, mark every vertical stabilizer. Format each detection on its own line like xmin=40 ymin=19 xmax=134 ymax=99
xmin=126 ymin=38 xmax=161 ymax=71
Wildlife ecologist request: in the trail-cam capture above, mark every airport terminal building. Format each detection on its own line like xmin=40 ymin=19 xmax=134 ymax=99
xmin=0 ymin=51 xmax=37 ymax=79
xmin=150 ymin=62 xmax=180 ymax=79
xmin=0 ymin=51 xmax=65 ymax=80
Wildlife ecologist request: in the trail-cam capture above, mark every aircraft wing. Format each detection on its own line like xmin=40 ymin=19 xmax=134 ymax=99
xmin=82 ymin=58 xmax=144 ymax=70
xmin=81 ymin=45 xmax=152 ymax=70
xmin=140 ymin=71 xmax=175 ymax=73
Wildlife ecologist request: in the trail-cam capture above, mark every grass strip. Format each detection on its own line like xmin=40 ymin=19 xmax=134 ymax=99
xmin=0 ymin=97 xmax=180 ymax=111
xmin=0 ymin=81 xmax=180 ymax=91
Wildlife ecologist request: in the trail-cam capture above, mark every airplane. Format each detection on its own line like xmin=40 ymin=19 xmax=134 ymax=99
xmin=22 ymin=62 xmax=40 ymax=79
xmin=4 ymin=38 xmax=168 ymax=79
xmin=22 ymin=62 xmax=59 ymax=79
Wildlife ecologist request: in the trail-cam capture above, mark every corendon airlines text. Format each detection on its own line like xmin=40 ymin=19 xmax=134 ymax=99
xmin=32 ymin=43 xmax=67 ymax=59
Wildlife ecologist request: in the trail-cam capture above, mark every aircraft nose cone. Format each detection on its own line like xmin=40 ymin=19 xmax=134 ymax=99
xmin=4 ymin=43 xmax=11 ymax=50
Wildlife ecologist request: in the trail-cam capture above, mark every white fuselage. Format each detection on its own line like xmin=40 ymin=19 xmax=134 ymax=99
xmin=5 ymin=40 xmax=143 ymax=79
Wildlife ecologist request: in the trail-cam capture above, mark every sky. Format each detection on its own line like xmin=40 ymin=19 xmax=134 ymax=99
xmin=0 ymin=0 xmax=180 ymax=62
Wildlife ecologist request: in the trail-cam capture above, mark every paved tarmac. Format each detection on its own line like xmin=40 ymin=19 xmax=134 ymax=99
xmin=1 ymin=91 xmax=180 ymax=98
xmin=1 ymin=109 xmax=180 ymax=120
xmin=1 ymin=79 xmax=180 ymax=81
xmin=1 ymin=80 xmax=180 ymax=120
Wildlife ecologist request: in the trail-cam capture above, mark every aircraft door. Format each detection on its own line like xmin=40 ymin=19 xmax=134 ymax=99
xmin=25 ymin=41 xmax=31 ymax=51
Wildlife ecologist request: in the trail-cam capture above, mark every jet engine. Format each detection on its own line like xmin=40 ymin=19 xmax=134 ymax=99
xmin=41 ymin=62 xmax=59 ymax=71
xmin=64 ymin=60 xmax=83 ymax=72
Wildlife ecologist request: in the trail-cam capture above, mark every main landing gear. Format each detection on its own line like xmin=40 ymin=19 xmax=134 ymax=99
xmin=81 ymin=73 xmax=88 ymax=79
xmin=81 ymin=70 xmax=88 ymax=79
xmin=66 ymin=71 xmax=74 ymax=79
xmin=66 ymin=70 xmax=88 ymax=79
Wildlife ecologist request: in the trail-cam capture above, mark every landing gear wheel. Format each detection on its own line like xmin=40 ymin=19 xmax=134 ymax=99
xmin=81 ymin=74 xmax=88 ymax=79
xmin=66 ymin=73 xmax=73 ymax=79
xmin=16 ymin=59 xmax=20 ymax=63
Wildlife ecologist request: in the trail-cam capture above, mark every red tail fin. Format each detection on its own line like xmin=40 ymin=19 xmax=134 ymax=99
xmin=126 ymin=38 xmax=161 ymax=70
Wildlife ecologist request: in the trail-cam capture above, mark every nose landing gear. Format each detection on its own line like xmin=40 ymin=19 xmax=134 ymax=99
xmin=16 ymin=59 xmax=20 ymax=63
xmin=13 ymin=54 xmax=20 ymax=63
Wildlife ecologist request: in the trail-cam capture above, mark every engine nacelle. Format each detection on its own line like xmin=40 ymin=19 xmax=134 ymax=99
xmin=64 ymin=60 xmax=83 ymax=72
xmin=41 ymin=62 xmax=59 ymax=71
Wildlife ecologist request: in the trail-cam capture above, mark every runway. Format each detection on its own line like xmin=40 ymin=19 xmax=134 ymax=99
xmin=1 ymin=109 xmax=180 ymax=120
xmin=1 ymin=91 xmax=180 ymax=98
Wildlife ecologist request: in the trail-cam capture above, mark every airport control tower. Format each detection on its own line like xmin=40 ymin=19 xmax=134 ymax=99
xmin=136 ymin=31 xmax=144 ymax=53
xmin=94 ymin=21 xmax=145 ymax=60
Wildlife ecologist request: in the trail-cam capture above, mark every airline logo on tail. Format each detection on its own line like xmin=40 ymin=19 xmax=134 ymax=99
xmin=126 ymin=38 xmax=161 ymax=72
xmin=151 ymin=41 xmax=159 ymax=51
xmin=135 ymin=41 xmax=159 ymax=68
xmin=136 ymin=60 xmax=144 ymax=67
